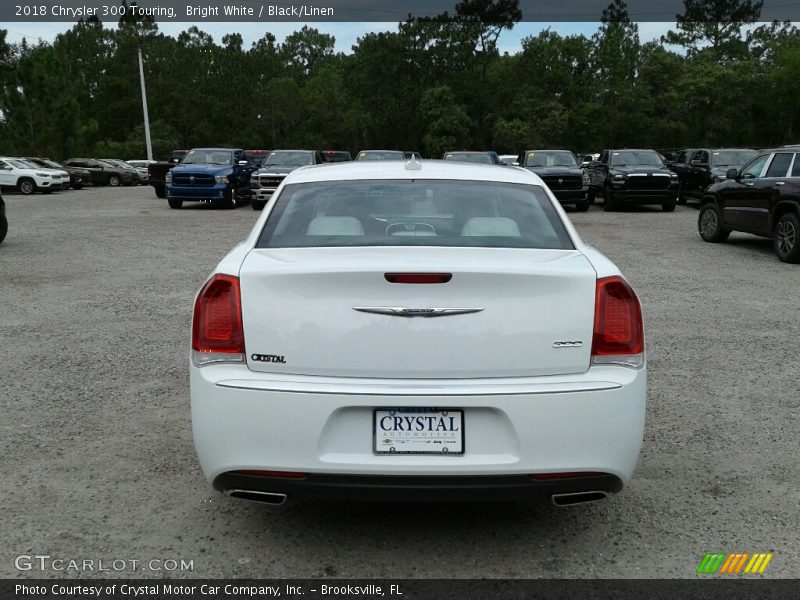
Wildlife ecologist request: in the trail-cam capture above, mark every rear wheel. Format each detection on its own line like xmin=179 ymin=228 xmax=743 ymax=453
xmin=108 ymin=175 xmax=120 ymax=187
xmin=698 ymin=203 xmax=730 ymax=243
xmin=167 ymin=197 xmax=183 ymax=209
xmin=17 ymin=178 xmax=36 ymax=195
xmin=0 ymin=216 xmax=7 ymax=244
xmin=251 ymin=199 xmax=266 ymax=211
xmin=774 ymin=212 xmax=800 ymax=263
xmin=154 ymin=185 xmax=166 ymax=199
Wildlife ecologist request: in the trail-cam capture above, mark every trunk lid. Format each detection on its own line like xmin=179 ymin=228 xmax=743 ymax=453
xmin=239 ymin=247 xmax=596 ymax=379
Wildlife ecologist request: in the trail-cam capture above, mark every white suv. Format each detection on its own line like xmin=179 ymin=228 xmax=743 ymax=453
xmin=0 ymin=158 xmax=57 ymax=194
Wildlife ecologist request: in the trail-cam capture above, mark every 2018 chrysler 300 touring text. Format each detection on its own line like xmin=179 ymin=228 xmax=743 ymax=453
xmin=190 ymin=160 xmax=646 ymax=507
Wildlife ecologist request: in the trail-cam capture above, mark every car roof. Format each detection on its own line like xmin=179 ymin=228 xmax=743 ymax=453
xmin=284 ymin=159 xmax=541 ymax=185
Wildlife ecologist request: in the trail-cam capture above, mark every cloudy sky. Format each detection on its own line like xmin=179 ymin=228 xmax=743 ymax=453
xmin=1 ymin=21 xmax=679 ymax=53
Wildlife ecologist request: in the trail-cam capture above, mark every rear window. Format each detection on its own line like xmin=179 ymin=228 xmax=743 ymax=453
xmin=256 ymin=179 xmax=574 ymax=250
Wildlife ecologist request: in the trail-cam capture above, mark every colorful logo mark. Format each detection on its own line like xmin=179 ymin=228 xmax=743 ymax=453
xmin=697 ymin=552 xmax=773 ymax=574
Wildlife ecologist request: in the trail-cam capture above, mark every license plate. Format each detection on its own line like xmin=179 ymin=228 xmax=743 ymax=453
xmin=373 ymin=408 xmax=464 ymax=455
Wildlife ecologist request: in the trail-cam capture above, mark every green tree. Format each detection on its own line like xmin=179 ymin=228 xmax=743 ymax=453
xmin=420 ymin=85 xmax=473 ymax=157
xmin=663 ymin=0 xmax=763 ymax=62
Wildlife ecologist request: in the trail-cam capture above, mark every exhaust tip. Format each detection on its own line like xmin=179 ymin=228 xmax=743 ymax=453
xmin=551 ymin=491 xmax=608 ymax=507
xmin=226 ymin=489 xmax=288 ymax=506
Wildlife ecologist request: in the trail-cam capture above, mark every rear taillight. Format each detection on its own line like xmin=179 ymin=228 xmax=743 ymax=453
xmin=192 ymin=274 xmax=245 ymax=366
xmin=385 ymin=273 xmax=452 ymax=284
xmin=591 ymin=276 xmax=644 ymax=368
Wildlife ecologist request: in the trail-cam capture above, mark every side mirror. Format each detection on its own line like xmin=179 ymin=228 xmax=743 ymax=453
xmin=726 ymin=168 xmax=738 ymax=179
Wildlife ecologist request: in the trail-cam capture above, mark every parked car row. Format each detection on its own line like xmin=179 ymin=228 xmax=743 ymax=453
xmin=150 ymin=142 xmax=800 ymax=264
xmin=63 ymin=158 xmax=146 ymax=187
xmin=0 ymin=157 xmax=73 ymax=194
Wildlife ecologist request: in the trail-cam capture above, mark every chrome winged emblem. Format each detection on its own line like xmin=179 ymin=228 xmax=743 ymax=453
xmin=353 ymin=307 xmax=484 ymax=318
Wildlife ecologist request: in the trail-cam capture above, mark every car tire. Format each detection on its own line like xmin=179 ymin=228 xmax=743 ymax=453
xmin=251 ymin=199 xmax=266 ymax=211
xmin=168 ymin=197 xmax=183 ymax=209
xmin=155 ymin=186 xmax=166 ymax=199
xmin=0 ymin=217 xmax=7 ymax=244
xmin=72 ymin=184 xmax=83 ymax=190
xmin=222 ymin=189 xmax=239 ymax=210
xmin=677 ymin=182 xmax=687 ymax=205
xmin=108 ymin=175 xmax=120 ymax=187
xmin=774 ymin=212 xmax=800 ymax=263
xmin=603 ymin=186 xmax=617 ymax=212
xmin=17 ymin=178 xmax=36 ymax=195
xmin=698 ymin=203 xmax=730 ymax=243
xmin=662 ymin=198 xmax=677 ymax=212
xmin=587 ymin=189 xmax=596 ymax=205
xmin=574 ymin=197 xmax=590 ymax=212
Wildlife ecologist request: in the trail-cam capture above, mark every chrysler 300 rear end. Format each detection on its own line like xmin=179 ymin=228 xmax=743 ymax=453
xmin=190 ymin=162 xmax=646 ymax=506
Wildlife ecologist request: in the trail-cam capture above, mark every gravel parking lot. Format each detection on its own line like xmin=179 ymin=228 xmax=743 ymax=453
xmin=1 ymin=185 xmax=798 ymax=579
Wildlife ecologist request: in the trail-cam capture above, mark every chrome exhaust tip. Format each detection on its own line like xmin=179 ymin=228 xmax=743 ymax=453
xmin=551 ymin=491 xmax=608 ymax=507
xmin=226 ymin=489 xmax=288 ymax=506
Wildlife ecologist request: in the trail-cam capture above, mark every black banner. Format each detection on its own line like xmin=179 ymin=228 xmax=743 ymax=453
xmin=4 ymin=0 xmax=800 ymax=23
xmin=4 ymin=580 xmax=800 ymax=600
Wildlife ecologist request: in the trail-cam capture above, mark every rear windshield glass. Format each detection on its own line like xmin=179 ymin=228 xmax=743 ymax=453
xmin=256 ymin=179 xmax=573 ymax=250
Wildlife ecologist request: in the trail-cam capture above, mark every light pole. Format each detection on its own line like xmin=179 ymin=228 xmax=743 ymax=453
xmin=137 ymin=45 xmax=153 ymax=161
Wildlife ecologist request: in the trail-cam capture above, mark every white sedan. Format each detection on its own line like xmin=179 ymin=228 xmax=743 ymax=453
xmin=191 ymin=159 xmax=646 ymax=507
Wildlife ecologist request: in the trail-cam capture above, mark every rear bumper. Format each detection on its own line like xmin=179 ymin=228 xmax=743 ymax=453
xmin=212 ymin=471 xmax=623 ymax=503
xmin=167 ymin=183 xmax=229 ymax=200
xmin=191 ymin=364 xmax=646 ymax=501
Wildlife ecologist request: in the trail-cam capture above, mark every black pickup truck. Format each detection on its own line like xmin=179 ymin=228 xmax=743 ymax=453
xmin=518 ymin=149 xmax=591 ymax=211
xmin=249 ymin=150 xmax=326 ymax=211
xmin=147 ymin=150 xmax=189 ymax=198
xmin=671 ymin=148 xmax=757 ymax=204
xmin=586 ymin=149 xmax=679 ymax=212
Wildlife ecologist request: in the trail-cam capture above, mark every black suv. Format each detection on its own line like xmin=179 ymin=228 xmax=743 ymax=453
xmin=672 ymin=148 xmax=757 ymax=204
xmin=586 ymin=149 xmax=679 ymax=212
xmin=518 ymin=149 xmax=591 ymax=212
xmin=698 ymin=148 xmax=800 ymax=263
